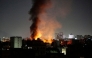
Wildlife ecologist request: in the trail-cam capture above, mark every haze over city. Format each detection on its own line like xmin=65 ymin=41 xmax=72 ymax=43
xmin=0 ymin=0 xmax=92 ymax=38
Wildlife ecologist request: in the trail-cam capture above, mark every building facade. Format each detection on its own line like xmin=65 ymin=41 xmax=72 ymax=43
xmin=10 ymin=36 xmax=22 ymax=48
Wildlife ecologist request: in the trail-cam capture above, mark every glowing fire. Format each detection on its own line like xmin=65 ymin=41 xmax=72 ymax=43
xmin=33 ymin=15 xmax=60 ymax=44
xmin=41 ymin=38 xmax=53 ymax=44
xmin=29 ymin=0 xmax=61 ymax=44
xmin=34 ymin=30 xmax=42 ymax=40
xmin=34 ymin=30 xmax=53 ymax=44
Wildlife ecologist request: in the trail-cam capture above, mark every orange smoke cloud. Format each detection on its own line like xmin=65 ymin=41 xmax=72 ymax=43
xmin=29 ymin=0 xmax=61 ymax=44
xmin=37 ymin=13 xmax=61 ymax=43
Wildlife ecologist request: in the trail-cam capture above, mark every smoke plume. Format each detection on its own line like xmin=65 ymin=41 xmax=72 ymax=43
xmin=29 ymin=0 xmax=61 ymax=43
xmin=29 ymin=0 xmax=51 ymax=39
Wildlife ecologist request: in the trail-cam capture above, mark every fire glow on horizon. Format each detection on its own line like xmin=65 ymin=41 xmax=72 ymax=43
xmin=29 ymin=0 xmax=61 ymax=43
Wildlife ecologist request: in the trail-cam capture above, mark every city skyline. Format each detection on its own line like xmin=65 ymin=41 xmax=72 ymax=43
xmin=0 ymin=0 xmax=92 ymax=38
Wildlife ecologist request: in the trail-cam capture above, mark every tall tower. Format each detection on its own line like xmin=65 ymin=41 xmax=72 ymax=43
xmin=10 ymin=36 xmax=22 ymax=48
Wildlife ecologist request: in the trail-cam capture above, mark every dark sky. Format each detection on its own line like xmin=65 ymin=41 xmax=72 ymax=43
xmin=0 ymin=0 xmax=92 ymax=38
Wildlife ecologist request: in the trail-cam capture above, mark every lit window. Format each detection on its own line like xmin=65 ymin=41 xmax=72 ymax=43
xmin=62 ymin=48 xmax=66 ymax=55
xmin=75 ymin=38 xmax=77 ymax=39
xmin=28 ymin=47 xmax=32 ymax=49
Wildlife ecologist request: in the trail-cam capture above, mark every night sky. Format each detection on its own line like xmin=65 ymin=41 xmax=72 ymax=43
xmin=0 ymin=0 xmax=92 ymax=38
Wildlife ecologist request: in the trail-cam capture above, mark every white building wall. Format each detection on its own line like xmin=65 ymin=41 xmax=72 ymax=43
xmin=10 ymin=36 xmax=22 ymax=48
xmin=68 ymin=34 xmax=75 ymax=39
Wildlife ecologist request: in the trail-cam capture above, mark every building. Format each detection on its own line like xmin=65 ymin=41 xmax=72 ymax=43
xmin=10 ymin=36 xmax=22 ymax=48
xmin=75 ymin=35 xmax=83 ymax=40
xmin=68 ymin=33 xmax=75 ymax=39
xmin=56 ymin=32 xmax=64 ymax=39
xmin=1 ymin=37 xmax=10 ymax=42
